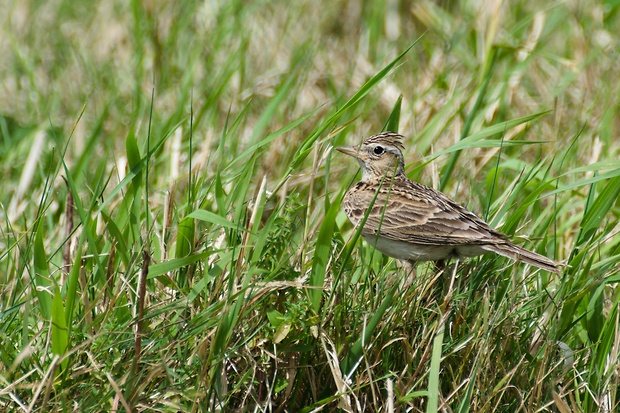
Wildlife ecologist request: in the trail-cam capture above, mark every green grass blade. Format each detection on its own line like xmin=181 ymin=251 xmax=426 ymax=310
xmin=427 ymin=320 xmax=445 ymax=413
xmin=173 ymin=217 xmax=196 ymax=289
xmin=187 ymin=209 xmax=250 ymax=232
xmin=174 ymin=216 xmax=196 ymax=284
xmin=341 ymin=282 xmax=398 ymax=375
xmin=429 ymin=111 xmax=551 ymax=159
xmin=577 ymin=175 xmax=620 ymax=246
xmin=95 ymin=124 xmax=175 ymax=214
xmin=383 ymin=95 xmax=402 ymax=132
xmin=33 ymin=225 xmax=52 ymax=320
xmin=101 ymin=210 xmax=131 ymax=267
xmin=64 ymin=237 xmax=83 ymax=326
xmin=148 ymin=251 xmax=212 ymax=279
xmin=61 ymin=160 xmax=105 ymax=282
xmin=51 ymin=284 xmax=69 ymax=371
xmin=228 ymin=105 xmax=323 ymax=168
xmin=309 ymin=190 xmax=344 ymax=313
xmin=547 ymin=167 xmax=620 ymax=196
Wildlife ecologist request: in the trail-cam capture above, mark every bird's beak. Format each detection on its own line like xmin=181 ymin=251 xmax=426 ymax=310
xmin=335 ymin=146 xmax=361 ymax=159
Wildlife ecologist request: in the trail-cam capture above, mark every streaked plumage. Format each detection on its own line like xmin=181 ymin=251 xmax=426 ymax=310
xmin=336 ymin=132 xmax=562 ymax=273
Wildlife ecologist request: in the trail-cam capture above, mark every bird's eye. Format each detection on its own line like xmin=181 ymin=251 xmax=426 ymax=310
xmin=373 ymin=146 xmax=385 ymax=155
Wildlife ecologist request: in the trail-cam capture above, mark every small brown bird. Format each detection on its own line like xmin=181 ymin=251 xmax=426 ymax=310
xmin=336 ymin=132 xmax=562 ymax=273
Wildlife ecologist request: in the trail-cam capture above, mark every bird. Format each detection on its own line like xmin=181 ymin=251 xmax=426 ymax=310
xmin=336 ymin=132 xmax=562 ymax=273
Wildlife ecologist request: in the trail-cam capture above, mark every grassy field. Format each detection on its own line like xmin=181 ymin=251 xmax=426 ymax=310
xmin=1 ymin=0 xmax=619 ymax=411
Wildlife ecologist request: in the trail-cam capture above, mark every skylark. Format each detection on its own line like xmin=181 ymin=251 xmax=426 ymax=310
xmin=336 ymin=132 xmax=562 ymax=273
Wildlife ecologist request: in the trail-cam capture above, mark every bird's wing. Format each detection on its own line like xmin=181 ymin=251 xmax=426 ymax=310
xmin=343 ymin=180 xmax=507 ymax=246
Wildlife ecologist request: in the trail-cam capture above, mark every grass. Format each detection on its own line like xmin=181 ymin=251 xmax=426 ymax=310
xmin=1 ymin=0 xmax=619 ymax=411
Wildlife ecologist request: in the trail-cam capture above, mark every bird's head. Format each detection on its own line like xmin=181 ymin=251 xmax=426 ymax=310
xmin=336 ymin=132 xmax=406 ymax=181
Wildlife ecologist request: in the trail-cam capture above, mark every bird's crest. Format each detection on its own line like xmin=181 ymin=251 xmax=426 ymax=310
xmin=364 ymin=132 xmax=405 ymax=152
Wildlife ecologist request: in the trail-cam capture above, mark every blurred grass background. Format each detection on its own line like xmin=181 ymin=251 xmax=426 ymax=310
xmin=1 ymin=0 xmax=619 ymax=411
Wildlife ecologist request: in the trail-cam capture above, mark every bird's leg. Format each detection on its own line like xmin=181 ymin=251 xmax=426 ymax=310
xmin=429 ymin=259 xmax=452 ymax=304
xmin=434 ymin=259 xmax=447 ymax=273
xmin=399 ymin=259 xmax=417 ymax=288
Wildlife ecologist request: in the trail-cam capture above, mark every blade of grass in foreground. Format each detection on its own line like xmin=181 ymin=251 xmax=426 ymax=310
xmin=427 ymin=319 xmax=445 ymax=413
xmin=309 ymin=189 xmax=345 ymax=313
xmin=64 ymin=236 xmax=83 ymax=326
xmin=51 ymin=284 xmax=69 ymax=371
xmin=175 ymin=216 xmax=196 ymax=289
xmin=33 ymin=224 xmax=52 ymax=320
xmin=382 ymin=95 xmax=403 ymax=133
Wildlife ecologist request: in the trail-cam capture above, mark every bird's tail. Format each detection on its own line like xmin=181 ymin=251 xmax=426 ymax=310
xmin=482 ymin=243 xmax=563 ymax=273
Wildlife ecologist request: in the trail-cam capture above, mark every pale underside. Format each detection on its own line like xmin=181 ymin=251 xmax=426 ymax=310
xmin=362 ymin=234 xmax=489 ymax=261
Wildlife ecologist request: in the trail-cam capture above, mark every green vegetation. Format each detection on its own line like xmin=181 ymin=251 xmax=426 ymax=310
xmin=1 ymin=1 xmax=619 ymax=411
